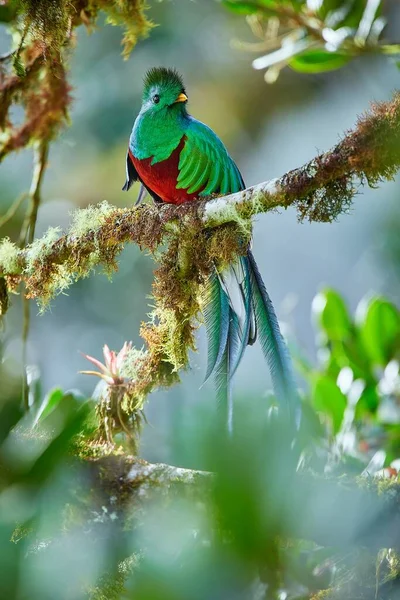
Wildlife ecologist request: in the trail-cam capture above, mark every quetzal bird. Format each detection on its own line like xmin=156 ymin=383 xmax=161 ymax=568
xmin=123 ymin=67 xmax=297 ymax=429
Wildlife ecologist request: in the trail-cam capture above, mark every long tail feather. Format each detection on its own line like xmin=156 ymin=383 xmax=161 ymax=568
xmin=247 ymin=250 xmax=298 ymax=420
xmin=203 ymin=272 xmax=230 ymax=382
xmin=228 ymin=258 xmax=252 ymax=378
xmin=215 ymin=339 xmax=233 ymax=434
xmin=202 ymin=251 xmax=299 ymax=432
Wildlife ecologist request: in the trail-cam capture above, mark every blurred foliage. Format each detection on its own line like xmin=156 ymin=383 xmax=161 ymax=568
xmin=0 ymin=289 xmax=399 ymax=599
xmin=223 ymin=0 xmax=400 ymax=82
xmin=300 ymin=289 xmax=400 ymax=472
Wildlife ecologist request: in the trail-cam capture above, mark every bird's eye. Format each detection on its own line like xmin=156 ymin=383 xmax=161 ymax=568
xmin=152 ymin=94 xmax=160 ymax=104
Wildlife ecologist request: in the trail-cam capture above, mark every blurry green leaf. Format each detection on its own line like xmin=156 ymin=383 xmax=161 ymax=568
xmin=27 ymin=401 xmax=91 ymax=486
xmin=0 ymin=401 xmax=23 ymax=445
xmin=355 ymin=385 xmax=379 ymax=418
xmin=337 ymin=0 xmax=372 ymax=29
xmin=12 ymin=53 xmax=25 ymax=78
xmin=289 ymin=49 xmax=351 ymax=73
xmin=220 ymin=0 xmax=262 ymax=15
xmin=313 ymin=289 xmax=352 ymax=340
xmin=0 ymin=6 xmax=16 ymax=23
xmin=380 ymin=44 xmax=400 ymax=55
xmin=317 ymin=0 xmax=348 ymax=20
xmin=34 ymin=388 xmax=64 ymax=426
xmin=312 ymin=375 xmax=347 ymax=433
xmin=358 ymin=297 xmax=400 ymax=365
xmin=339 ymin=337 xmax=371 ymax=380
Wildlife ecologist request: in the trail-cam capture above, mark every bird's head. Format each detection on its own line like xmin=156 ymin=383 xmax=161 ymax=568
xmin=141 ymin=67 xmax=188 ymax=114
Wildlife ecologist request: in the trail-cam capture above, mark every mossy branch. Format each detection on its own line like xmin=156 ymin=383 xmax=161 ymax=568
xmin=204 ymin=91 xmax=400 ymax=226
xmin=1 ymin=92 xmax=399 ymax=432
xmin=93 ymin=453 xmax=400 ymax=553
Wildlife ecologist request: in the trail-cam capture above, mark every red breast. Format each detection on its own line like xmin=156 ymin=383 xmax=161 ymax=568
xmin=129 ymin=136 xmax=198 ymax=205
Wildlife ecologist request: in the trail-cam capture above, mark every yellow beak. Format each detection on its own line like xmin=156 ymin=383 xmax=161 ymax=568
xmin=175 ymin=92 xmax=188 ymax=103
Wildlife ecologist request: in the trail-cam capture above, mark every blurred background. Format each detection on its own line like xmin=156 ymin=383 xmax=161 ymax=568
xmin=1 ymin=2 xmax=400 ymax=599
xmin=1 ymin=0 xmax=399 ymax=466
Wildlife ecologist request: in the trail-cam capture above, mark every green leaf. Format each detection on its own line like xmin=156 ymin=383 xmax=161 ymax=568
xmin=358 ymin=297 xmax=400 ymax=365
xmin=355 ymin=385 xmax=379 ymax=418
xmin=312 ymin=374 xmax=347 ymax=434
xmin=28 ymin=402 xmax=92 ymax=486
xmin=34 ymin=387 xmax=65 ymax=425
xmin=289 ymin=49 xmax=351 ymax=74
xmin=313 ymin=289 xmax=352 ymax=341
xmin=338 ymin=0 xmax=373 ymax=29
xmin=317 ymin=0 xmax=348 ymax=19
xmin=220 ymin=0 xmax=261 ymax=15
xmin=12 ymin=53 xmax=25 ymax=78
xmin=0 ymin=6 xmax=16 ymax=23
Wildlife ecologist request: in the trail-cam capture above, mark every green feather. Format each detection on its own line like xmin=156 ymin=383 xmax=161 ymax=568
xmin=228 ymin=257 xmax=252 ymax=378
xmin=177 ymin=120 xmax=244 ymax=196
xmin=203 ymin=273 xmax=230 ymax=382
xmin=176 ymin=152 xmax=197 ymax=188
xmin=247 ymin=251 xmax=299 ymax=421
xmin=215 ymin=344 xmax=232 ymax=433
xmin=202 ymin=150 xmax=221 ymax=195
xmin=188 ymin=159 xmax=211 ymax=194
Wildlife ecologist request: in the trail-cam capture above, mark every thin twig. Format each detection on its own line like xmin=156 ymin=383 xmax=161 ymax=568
xmin=0 ymin=193 xmax=29 ymax=229
xmin=19 ymin=141 xmax=49 ymax=247
xmin=20 ymin=140 xmax=49 ymax=411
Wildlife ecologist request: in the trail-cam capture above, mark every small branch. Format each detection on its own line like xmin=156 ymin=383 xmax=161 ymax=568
xmin=19 ymin=140 xmax=49 ymax=246
xmin=19 ymin=140 xmax=49 ymax=411
xmin=0 ymin=192 xmax=28 ymax=229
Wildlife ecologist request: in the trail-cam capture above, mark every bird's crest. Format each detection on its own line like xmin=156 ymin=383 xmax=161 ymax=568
xmin=143 ymin=67 xmax=185 ymax=94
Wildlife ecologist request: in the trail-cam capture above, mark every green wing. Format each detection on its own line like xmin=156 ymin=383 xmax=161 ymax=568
xmin=177 ymin=119 xmax=245 ymax=195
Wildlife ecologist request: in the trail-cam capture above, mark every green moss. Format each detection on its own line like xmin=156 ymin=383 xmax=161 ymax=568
xmin=0 ymin=237 xmax=21 ymax=275
xmin=25 ymin=226 xmax=61 ymax=267
xmin=120 ymin=347 xmax=147 ymax=381
xmin=87 ymin=553 xmax=140 ymax=600
xmin=99 ymin=0 xmax=155 ymax=58
xmin=69 ymin=201 xmax=114 ymax=237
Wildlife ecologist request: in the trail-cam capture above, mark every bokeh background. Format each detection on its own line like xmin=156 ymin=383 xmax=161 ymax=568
xmin=1 ymin=0 xmax=399 ymax=464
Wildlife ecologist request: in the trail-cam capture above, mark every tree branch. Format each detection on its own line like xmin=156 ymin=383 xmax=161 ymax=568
xmin=1 ymin=92 xmax=399 ymax=293
xmin=95 ymin=454 xmax=400 ymax=553
xmin=203 ymin=91 xmax=400 ymax=226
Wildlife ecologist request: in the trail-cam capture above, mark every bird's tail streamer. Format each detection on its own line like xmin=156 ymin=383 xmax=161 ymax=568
xmin=247 ymin=250 xmax=299 ymax=423
xmin=203 ymin=251 xmax=299 ymax=431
